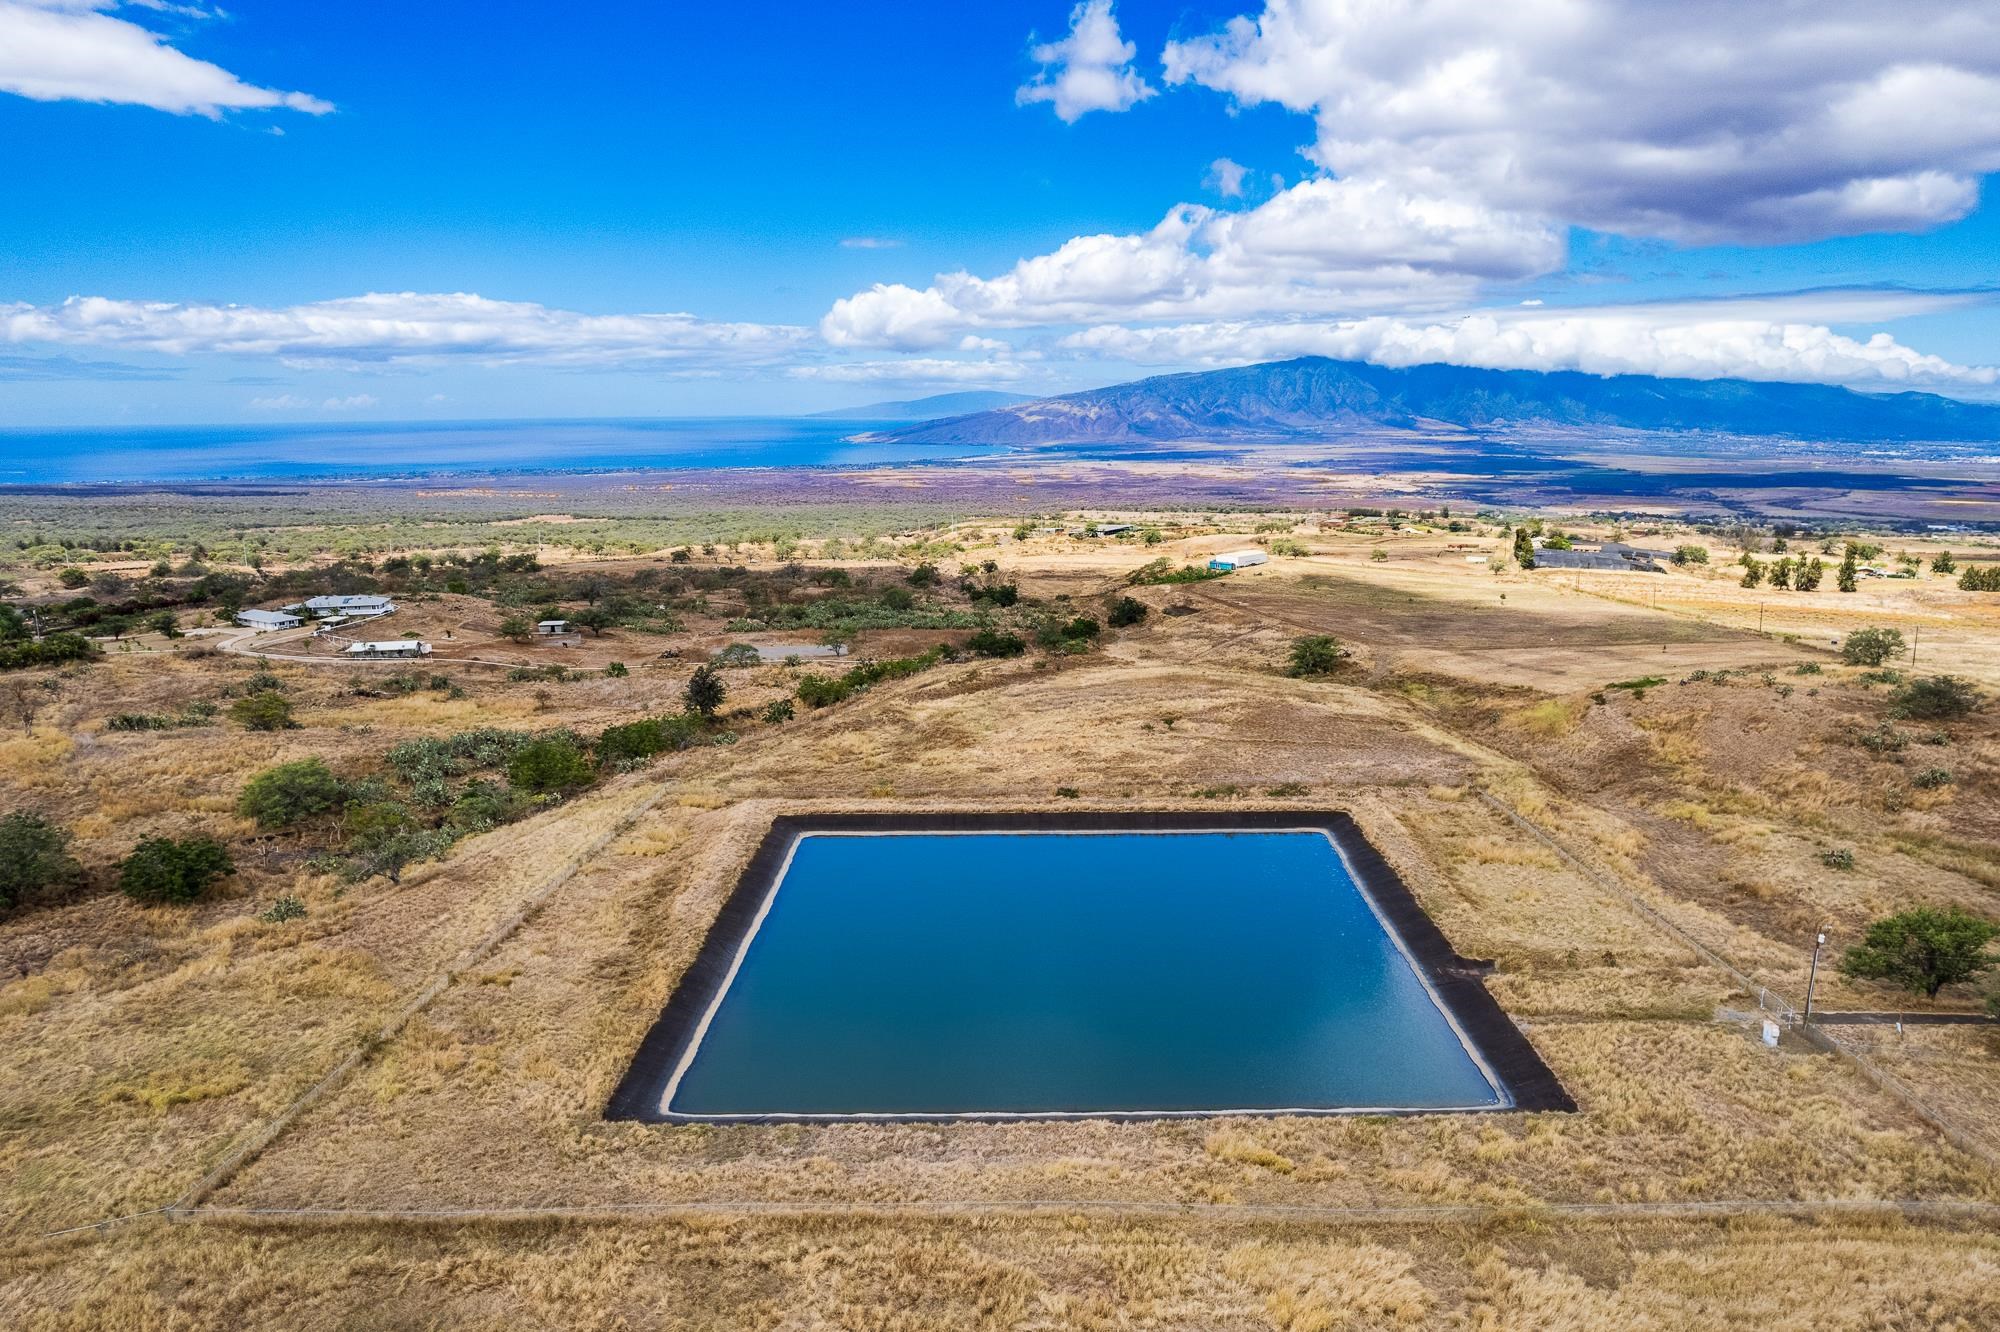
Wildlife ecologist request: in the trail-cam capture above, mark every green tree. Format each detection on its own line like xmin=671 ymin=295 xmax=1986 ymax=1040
xmin=1932 ymin=551 xmax=1957 ymax=575
xmin=1512 ymin=527 xmax=1536 ymax=570
xmin=498 ymin=615 xmax=533 ymax=642
xmin=1672 ymin=545 xmax=1709 ymax=566
xmin=762 ymin=698 xmax=795 ymax=723
xmin=146 ymin=610 xmax=182 ymax=639
xmin=1840 ymin=908 xmax=2000 ymax=1000
xmin=684 ymin=663 xmax=726 ymax=717
xmin=966 ymin=628 xmax=1026 ymax=658
xmin=1288 ymin=635 xmax=1349 ymax=677
xmin=1739 ymin=557 xmax=1765 ymax=588
xmin=57 ymin=567 xmax=88 ymax=589
xmin=572 ymin=606 xmax=615 ymax=636
xmin=1795 ymin=557 xmax=1825 ymax=591
xmin=230 ymin=690 xmax=296 ymax=731
xmin=506 ymin=734 xmax=595 ymax=794
xmin=1837 ymin=546 xmax=1859 ymax=593
xmin=1840 ymin=627 xmax=1905 ymax=666
xmin=238 ymin=758 xmax=346 ymax=830
xmin=118 ymin=835 xmax=233 ymax=904
xmin=0 ymin=811 xmax=83 ymax=914
xmin=906 ymin=562 xmax=940 ymax=587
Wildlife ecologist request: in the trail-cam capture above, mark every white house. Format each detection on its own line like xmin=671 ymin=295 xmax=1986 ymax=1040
xmin=344 ymin=640 xmax=431 ymax=659
xmin=1208 ymin=549 xmax=1269 ymax=571
xmin=536 ymin=619 xmax=572 ymax=635
xmin=289 ymin=594 xmax=395 ymax=619
xmin=236 ymin=608 xmax=303 ymax=630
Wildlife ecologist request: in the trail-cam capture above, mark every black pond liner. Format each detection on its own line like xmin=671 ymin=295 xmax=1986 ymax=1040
xmin=604 ymin=811 xmax=1575 ymax=1122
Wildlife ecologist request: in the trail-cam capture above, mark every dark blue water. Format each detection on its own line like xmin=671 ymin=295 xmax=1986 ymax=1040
xmin=0 ymin=418 xmax=1010 ymax=484
xmin=668 ymin=831 xmax=1501 ymax=1116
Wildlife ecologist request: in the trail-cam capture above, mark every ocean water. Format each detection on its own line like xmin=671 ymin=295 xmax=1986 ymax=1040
xmin=0 ymin=417 xmax=1009 ymax=484
xmin=667 ymin=830 xmax=1502 ymax=1117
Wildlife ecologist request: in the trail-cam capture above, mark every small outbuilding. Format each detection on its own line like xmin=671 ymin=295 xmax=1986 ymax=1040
xmin=236 ymin=608 xmax=303 ymax=630
xmin=1208 ymin=549 xmax=1270 ymax=571
xmin=344 ymin=640 xmax=431 ymax=659
xmin=536 ymin=619 xmax=572 ymax=636
xmin=291 ymin=594 xmax=396 ymax=619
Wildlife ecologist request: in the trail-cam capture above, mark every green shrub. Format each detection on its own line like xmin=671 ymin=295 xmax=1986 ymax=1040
xmin=448 ymin=779 xmax=522 ymax=833
xmin=1288 ymin=635 xmax=1348 ymax=677
xmin=1127 ymin=557 xmax=1226 ymax=586
xmin=1107 ymin=596 xmax=1148 ymax=628
xmin=1672 ymin=545 xmax=1708 ymax=566
xmin=0 ymin=632 xmax=97 ymax=672
xmin=596 ymin=714 xmax=704 ymax=767
xmin=238 ymin=758 xmax=346 ymax=830
xmin=259 ymin=895 xmax=306 ymax=924
xmin=1890 ymin=675 xmax=1980 ymax=721
xmin=1840 ymin=627 xmax=1905 ymax=666
xmin=966 ymin=628 xmax=1026 ymax=658
xmin=506 ymin=734 xmax=595 ymax=794
xmin=796 ymin=646 xmax=950 ymax=707
xmin=604 ymin=661 xmax=629 ymax=677
xmin=118 ymin=835 xmax=233 ymax=904
xmin=1819 ymin=848 xmax=1855 ymax=871
xmin=0 ymin=812 xmax=83 ymax=913
xmin=762 ymin=698 xmax=795 ymax=723
xmin=1913 ymin=767 xmax=1954 ymax=789
xmin=1061 ymin=616 xmax=1100 ymax=640
xmin=230 ymin=691 xmax=295 ymax=731
xmin=1959 ymin=564 xmax=2000 ymax=592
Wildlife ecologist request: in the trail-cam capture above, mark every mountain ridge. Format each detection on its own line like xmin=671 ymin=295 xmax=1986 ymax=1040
xmin=810 ymin=390 xmax=1036 ymax=422
xmin=860 ymin=358 xmax=2000 ymax=445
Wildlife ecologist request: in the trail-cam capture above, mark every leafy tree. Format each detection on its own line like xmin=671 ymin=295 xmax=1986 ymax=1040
xmin=1837 ymin=546 xmax=1858 ymax=593
xmin=0 ymin=811 xmax=83 ymax=913
xmin=906 ymin=562 xmax=939 ymax=587
xmin=498 ymin=615 xmax=533 ymax=642
xmin=1288 ymin=635 xmax=1349 ymax=677
xmin=1795 ymin=557 xmax=1825 ymax=591
xmin=57 ymin=567 xmax=88 ymax=589
xmin=1739 ymin=557 xmax=1765 ymax=588
xmin=238 ymin=758 xmax=346 ymax=830
xmin=506 ymin=734 xmax=595 ymax=794
xmin=1961 ymin=564 xmax=2000 ymax=592
xmin=1672 ymin=545 xmax=1709 ymax=566
xmin=230 ymin=690 xmax=296 ymax=731
xmin=1932 ymin=551 xmax=1957 ymax=575
xmin=118 ymin=835 xmax=233 ymax=905
xmin=1541 ymin=530 xmax=1573 ymax=550
xmin=684 ymin=663 xmax=726 ymax=717
xmin=1768 ymin=557 xmax=1793 ymax=590
xmin=603 ymin=661 xmax=629 ymax=677
xmin=1061 ymin=616 xmax=1100 ymax=640
xmin=146 ymin=610 xmax=181 ymax=639
xmin=762 ymin=698 xmax=795 ymax=723
xmin=1512 ymin=527 xmax=1536 ymax=570
xmin=1840 ymin=908 xmax=2000 ymax=1000
xmin=1107 ymin=596 xmax=1149 ymax=628
xmin=1890 ymin=675 xmax=1981 ymax=721
xmin=1840 ymin=627 xmax=1905 ymax=666
xmin=572 ymin=606 xmax=615 ymax=635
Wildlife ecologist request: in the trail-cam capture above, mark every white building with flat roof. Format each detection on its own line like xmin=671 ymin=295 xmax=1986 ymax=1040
xmin=344 ymin=640 xmax=430 ymax=659
xmin=1208 ymin=549 xmax=1269 ymax=571
xmin=289 ymin=594 xmax=395 ymax=619
xmin=236 ymin=608 xmax=303 ymax=630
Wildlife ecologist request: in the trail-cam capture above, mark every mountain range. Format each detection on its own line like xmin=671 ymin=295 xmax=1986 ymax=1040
xmin=861 ymin=358 xmax=2000 ymax=445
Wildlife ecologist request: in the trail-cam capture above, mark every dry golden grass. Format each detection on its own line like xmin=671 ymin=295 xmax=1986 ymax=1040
xmin=4 ymin=516 xmax=2000 ymax=1326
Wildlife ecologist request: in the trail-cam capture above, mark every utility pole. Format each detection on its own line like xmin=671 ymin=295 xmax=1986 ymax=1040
xmin=1911 ymin=624 xmax=1919 ymax=669
xmin=1803 ymin=926 xmax=1828 ymax=1025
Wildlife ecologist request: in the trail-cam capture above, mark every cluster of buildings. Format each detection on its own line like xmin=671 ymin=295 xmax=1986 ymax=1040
xmin=235 ymin=594 xmax=396 ymax=632
xmin=1529 ymin=541 xmax=1669 ymax=572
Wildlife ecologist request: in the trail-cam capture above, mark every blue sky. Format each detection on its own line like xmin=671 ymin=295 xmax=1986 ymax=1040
xmin=3 ymin=0 xmax=1999 ymax=424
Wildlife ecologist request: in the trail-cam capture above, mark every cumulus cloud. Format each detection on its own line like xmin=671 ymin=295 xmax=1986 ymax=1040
xmin=822 ymin=177 xmax=1563 ymax=349
xmin=1163 ymin=0 xmax=2000 ymax=244
xmin=1206 ymin=157 xmax=1247 ymax=198
xmin=2 ymin=292 xmax=812 ymax=370
xmin=0 ymin=0 xmax=331 ymax=117
xmin=1057 ymin=301 xmax=2000 ymax=392
xmin=1016 ymin=0 xmax=1154 ymax=122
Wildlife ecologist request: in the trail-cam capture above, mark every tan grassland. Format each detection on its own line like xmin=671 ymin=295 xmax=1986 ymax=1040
xmin=4 ymin=513 xmax=2000 ymax=1328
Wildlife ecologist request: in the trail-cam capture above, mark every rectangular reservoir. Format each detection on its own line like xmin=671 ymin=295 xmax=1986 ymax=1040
xmin=608 ymin=813 xmax=1570 ymax=1122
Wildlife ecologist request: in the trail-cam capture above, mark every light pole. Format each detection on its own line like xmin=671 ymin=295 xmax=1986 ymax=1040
xmin=1803 ymin=926 xmax=1828 ymax=1025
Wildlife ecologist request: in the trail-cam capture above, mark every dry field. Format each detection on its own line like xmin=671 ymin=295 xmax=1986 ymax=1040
xmin=4 ymin=513 xmax=2000 ymax=1329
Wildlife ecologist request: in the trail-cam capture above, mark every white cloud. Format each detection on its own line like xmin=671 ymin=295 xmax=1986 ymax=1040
xmin=1206 ymin=157 xmax=1247 ymax=198
xmin=839 ymin=236 xmax=904 ymax=250
xmin=822 ymin=177 xmax=1562 ymax=349
xmin=1163 ymin=0 xmax=2000 ymax=244
xmin=788 ymin=359 xmax=1034 ymax=386
xmin=1057 ymin=302 xmax=2000 ymax=392
xmin=3 ymin=292 xmax=812 ymax=370
xmin=0 ymin=0 xmax=331 ymax=117
xmin=248 ymin=392 xmax=379 ymax=411
xmin=1016 ymin=0 xmax=1154 ymax=123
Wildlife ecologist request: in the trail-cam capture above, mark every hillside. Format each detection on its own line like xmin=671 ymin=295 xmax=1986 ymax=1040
xmin=810 ymin=389 xmax=1037 ymax=421
xmin=863 ymin=358 xmax=2000 ymax=445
